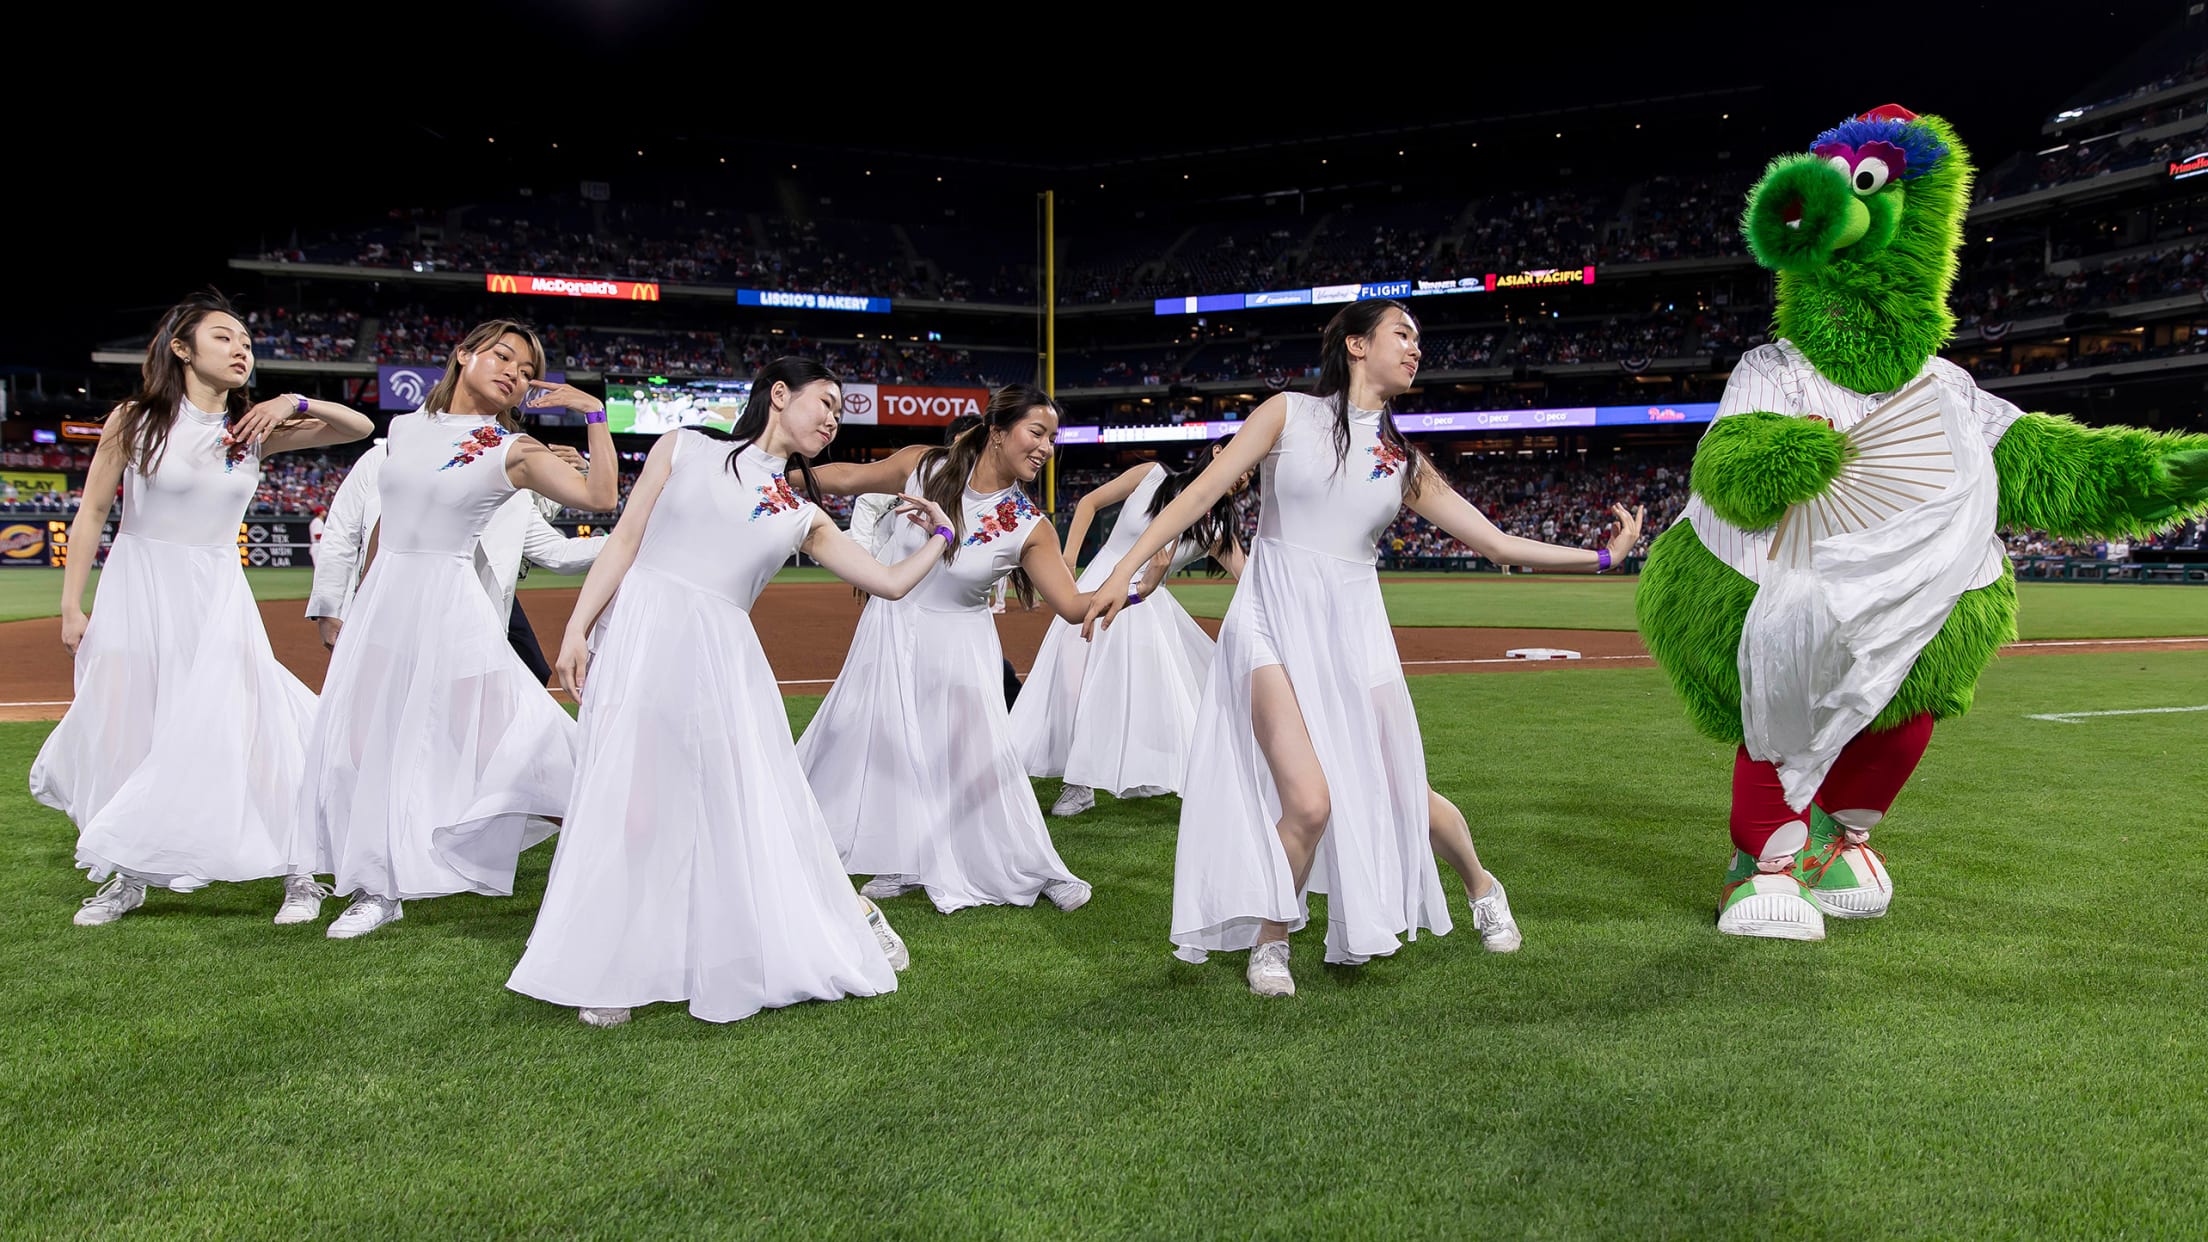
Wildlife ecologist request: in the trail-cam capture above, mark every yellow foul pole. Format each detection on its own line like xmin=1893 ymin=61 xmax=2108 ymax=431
xmin=1044 ymin=189 xmax=1057 ymax=514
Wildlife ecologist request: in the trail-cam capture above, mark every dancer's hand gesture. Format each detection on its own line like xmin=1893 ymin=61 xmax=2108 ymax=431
xmin=1079 ymin=565 xmax=1136 ymax=640
xmin=227 ymin=394 xmax=301 ymax=450
xmin=891 ymin=493 xmax=953 ymax=538
xmin=1605 ymin=504 xmax=1646 ymax=564
xmin=556 ymin=629 xmax=592 ymax=700
xmin=527 ymin=382 xmax=605 ymax=415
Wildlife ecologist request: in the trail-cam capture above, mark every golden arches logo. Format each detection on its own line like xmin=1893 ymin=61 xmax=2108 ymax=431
xmin=630 ymin=283 xmax=660 ymax=301
xmin=486 ymin=274 xmax=521 ymax=294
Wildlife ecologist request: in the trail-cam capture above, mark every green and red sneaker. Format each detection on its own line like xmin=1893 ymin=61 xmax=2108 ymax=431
xmin=1801 ymin=806 xmax=1892 ymax=920
xmin=1716 ymin=849 xmax=1826 ymax=941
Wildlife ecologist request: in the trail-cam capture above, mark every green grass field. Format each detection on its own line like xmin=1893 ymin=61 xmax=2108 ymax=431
xmin=7 ymin=565 xmax=2202 ymax=638
xmin=4 ymin=652 xmax=2205 ymax=1235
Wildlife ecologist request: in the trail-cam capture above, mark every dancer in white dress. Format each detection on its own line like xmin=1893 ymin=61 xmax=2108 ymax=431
xmin=300 ymin=319 xmax=620 ymax=939
xmin=510 ymin=358 xmax=959 ymax=1027
xmin=1083 ymin=301 xmax=1644 ymax=996
xmin=1017 ymin=439 xmax=1251 ymax=815
xmin=794 ymin=385 xmax=1106 ymax=914
xmin=33 ymin=292 xmax=374 ymax=926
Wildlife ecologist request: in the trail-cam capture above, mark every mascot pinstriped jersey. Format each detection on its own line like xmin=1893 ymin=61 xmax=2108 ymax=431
xmin=1635 ymin=104 xmax=2208 ymax=941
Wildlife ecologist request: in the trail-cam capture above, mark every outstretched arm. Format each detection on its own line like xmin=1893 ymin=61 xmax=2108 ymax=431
xmin=1407 ymin=462 xmax=1643 ymax=571
xmin=803 ymin=494 xmax=953 ymax=599
xmin=553 ymin=434 xmax=674 ymax=698
xmin=1021 ymin=521 xmax=1099 ymax=624
xmin=1063 ymin=462 xmax=1159 ymax=573
xmin=1992 ymin=414 xmax=2208 ymax=539
xmin=1081 ymin=398 xmax=1283 ymax=635
xmin=791 ymin=444 xmax=933 ymax=498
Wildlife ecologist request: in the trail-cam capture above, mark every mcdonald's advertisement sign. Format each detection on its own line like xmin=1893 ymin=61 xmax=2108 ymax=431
xmin=484 ymin=273 xmax=661 ymax=301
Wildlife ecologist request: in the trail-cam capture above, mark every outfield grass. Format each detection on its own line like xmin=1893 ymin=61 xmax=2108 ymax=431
xmin=3 ymin=653 xmax=2204 ymax=1235
xmin=1161 ymin=575 xmax=2208 ymax=638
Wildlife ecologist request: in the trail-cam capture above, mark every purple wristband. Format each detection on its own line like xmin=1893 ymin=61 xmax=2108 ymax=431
xmin=294 ymin=396 xmax=309 ymax=415
xmin=584 ymin=408 xmax=608 ymax=425
xmin=932 ymin=524 xmax=955 ymax=544
xmin=1596 ymin=547 xmax=1612 ymax=573
xmin=1127 ymin=591 xmax=1143 ymax=608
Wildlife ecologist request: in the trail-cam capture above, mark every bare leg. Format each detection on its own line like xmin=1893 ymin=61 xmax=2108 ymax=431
xmin=1249 ymin=664 xmax=1331 ymax=945
xmin=1427 ymin=789 xmax=1493 ymax=899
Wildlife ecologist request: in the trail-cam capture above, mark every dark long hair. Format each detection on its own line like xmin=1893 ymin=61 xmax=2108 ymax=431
xmin=1314 ymin=299 xmax=1429 ymax=500
xmin=715 ymin=356 xmax=838 ymax=509
xmin=916 ymin=384 xmax=1061 ymax=608
xmin=1146 ymin=434 xmax=1246 ymax=576
xmin=421 ymin=319 xmax=545 ymax=432
xmin=108 ymin=291 xmax=253 ymax=475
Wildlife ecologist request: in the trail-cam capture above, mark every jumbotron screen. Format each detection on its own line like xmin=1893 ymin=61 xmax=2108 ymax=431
xmin=604 ymin=377 xmax=750 ymax=435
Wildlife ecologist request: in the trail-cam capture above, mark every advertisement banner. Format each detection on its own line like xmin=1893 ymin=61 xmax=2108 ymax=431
xmin=873 ymin=385 xmax=990 ymax=427
xmin=737 ymin=289 xmax=892 ymax=314
xmin=1594 ymin=402 xmax=1719 ymax=425
xmin=1246 ymin=289 xmax=1312 ymax=308
xmin=484 ymin=273 xmax=661 ymax=301
xmin=0 ymin=520 xmax=52 ymax=567
xmin=1398 ymin=408 xmax=1599 ymax=433
xmin=1487 ymin=266 xmax=1598 ymax=291
xmin=61 ymin=421 xmax=105 ymax=441
xmin=377 ymin=364 xmax=566 ymax=413
xmin=237 ymin=519 xmax=314 ymax=569
xmin=1 ymin=470 xmax=68 ymax=498
xmin=1310 ymin=284 xmax=1360 ymax=305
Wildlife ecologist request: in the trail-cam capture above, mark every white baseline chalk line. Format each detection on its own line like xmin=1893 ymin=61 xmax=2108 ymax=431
xmin=2027 ymin=705 xmax=2208 ymax=724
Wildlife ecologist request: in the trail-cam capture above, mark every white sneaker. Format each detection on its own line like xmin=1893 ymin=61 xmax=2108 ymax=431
xmin=578 ymin=1007 xmax=631 ymax=1028
xmin=1247 ymin=941 xmax=1295 ymax=997
xmin=1042 ymin=878 xmax=1092 ymax=912
xmin=273 ymin=876 xmax=332 ymax=925
xmin=1470 ymin=875 xmax=1523 ymax=953
xmin=1049 ymin=784 xmax=1096 ymax=817
xmin=325 ymin=895 xmax=404 ymax=940
xmin=859 ymin=874 xmax=921 ymax=900
xmin=1120 ymin=785 xmax=1171 ymax=800
xmin=75 ymin=875 xmax=146 ymax=926
xmin=860 ymin=896 xmax=910 ymax=971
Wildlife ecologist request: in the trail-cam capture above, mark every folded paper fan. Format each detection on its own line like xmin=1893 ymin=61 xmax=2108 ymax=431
xmin=1768 ymin=375 xmax=1956 ymax=568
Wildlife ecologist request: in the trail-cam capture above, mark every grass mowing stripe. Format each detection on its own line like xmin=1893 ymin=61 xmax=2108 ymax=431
xmin=2 ymin=652 xmax=2203 ymax=1233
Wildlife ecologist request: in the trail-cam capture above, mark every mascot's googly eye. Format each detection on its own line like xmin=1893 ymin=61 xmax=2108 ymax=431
xmin=1827 ymin=155 xmax=1854 ymax=181
xmin=1851 ymin=157 xmax=1892 ymax=195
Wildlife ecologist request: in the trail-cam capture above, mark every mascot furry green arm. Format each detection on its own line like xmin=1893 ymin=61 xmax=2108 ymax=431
xmin=1634 ymin=104 xmax=2208 ymax=942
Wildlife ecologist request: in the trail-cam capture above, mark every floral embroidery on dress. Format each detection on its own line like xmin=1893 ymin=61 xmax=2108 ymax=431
xmin=1367 ymin=440 xmax=1407 ymax=480
xmin=439 ymin=426 xmax=511 ymax=471
xmin=751 ymin=473 xmax=802 ymax=520
xmin=963 ymin=490 xmax=1041 ymax=545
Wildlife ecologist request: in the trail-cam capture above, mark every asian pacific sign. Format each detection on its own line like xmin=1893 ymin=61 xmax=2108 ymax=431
xmin=837 ymin=383 xmax=990 ymax=427
xmin=737 ymin=289 xmax=891 ymax=314
xmin=485 ymin=273 xmax=661 ymax=301
xmin=1053 ymin=402 xmax=1717 ymax=444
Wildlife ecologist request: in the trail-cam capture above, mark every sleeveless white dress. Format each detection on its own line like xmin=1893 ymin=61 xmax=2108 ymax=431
xmin=508 ymin=433 xmax=897 ymax=1021
xmin=31 ymin=398 xmax=319 ymax=890
xmin=298 ymin=411 xmax=577 ymax=900
xmin=1012 ymin=463 xmax=1221 ymax=795
xmin=1172 ymin=393 xmax=1451 ymax=965
xmin=796 ymin=463 xmax=1084 ymax=913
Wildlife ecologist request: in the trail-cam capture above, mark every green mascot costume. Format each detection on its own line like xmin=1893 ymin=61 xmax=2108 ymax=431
xmin=1636 ymin=104 xmax=2208 ymax=941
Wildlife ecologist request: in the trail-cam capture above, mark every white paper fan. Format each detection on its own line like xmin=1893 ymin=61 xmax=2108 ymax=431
xmin=1768 ymin=375 xmax=1957 ymax=568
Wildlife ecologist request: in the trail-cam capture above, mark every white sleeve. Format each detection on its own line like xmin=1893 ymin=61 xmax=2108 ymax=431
xmin=520 ymin=508 xmax=602 ymax=575
xmin=1970 ymin=381 xmax=2027 ymax=449
xmin=307 ymin=447 xmax=378 ymax=619
xmin=848 ymin=492 xmax=896 ymax=555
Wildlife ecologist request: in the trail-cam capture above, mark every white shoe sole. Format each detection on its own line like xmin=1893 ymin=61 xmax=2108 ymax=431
xmin=1049 ymin=799 xmax=1094 ymax=817
xmin=1480 ymin=930 xmax=1523 ymax=953
xmin=272 ymin=905 xmax=323 ymax=926
xmin=859 ymin=877 xmax=919 ymax=900
xmin=326 ymin=905 xmax=403 ymax=940
xmin=73 ymin=907 xmax=138 ymax=927
xmin=1043 ymin=883 xmax=1092 ymax=912
xmin=1247 ymin=976 xmax=1295 ymax=997
xmin=1717 ymin=891 xmax=1827 ymax=941
xmin=579 ymin=1008 xmax=631 ymax=1028
xmin=1811 ymin=886 xmax=1892 ymax=919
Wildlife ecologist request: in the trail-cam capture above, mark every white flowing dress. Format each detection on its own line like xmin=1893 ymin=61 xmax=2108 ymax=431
xmin=509 ymin=434 xmax=896 ymax=1021
xmin=1171 ymin=392 xmax=1451 ymax=965
xmin=31 ymin=398 xmax=319 ymax=890
xmin=298 ymin=411 xmax=576 ymax=900
xmin=796 ymin=464 xmax=1084 ymax=913
xmin=1012 ymin=463 xmax=1220 ymax=795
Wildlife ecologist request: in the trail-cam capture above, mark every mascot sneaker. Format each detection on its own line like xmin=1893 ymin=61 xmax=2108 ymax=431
xmin=1803 ymin=807 xmax=1892 ymax=920
xmin=1717 ymin=850 xmax=1826 ymax=941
